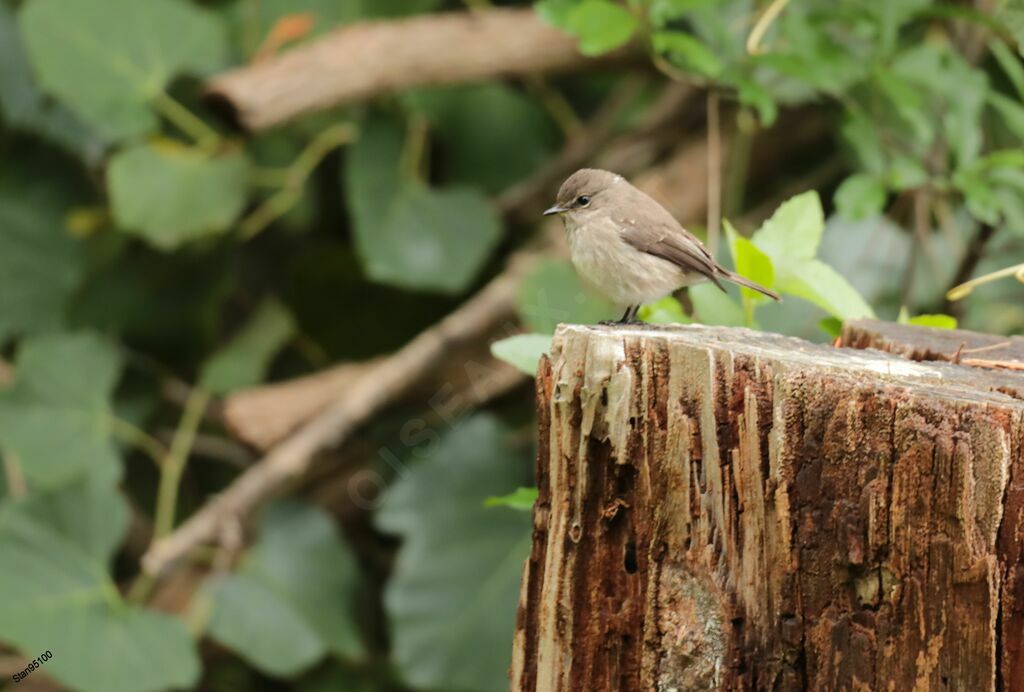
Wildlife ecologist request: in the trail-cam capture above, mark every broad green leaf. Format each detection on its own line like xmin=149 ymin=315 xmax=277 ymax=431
xmin=359 ymin=186 xmax=503 ymax=294
xmin=734 ymin=74 xmax=778 ymax=126
xmin=490 ymin=333 xmax=553 ymax=375
xmin=840 ymin=112 xmax=887 ymax=176
xmin=207 ymin=501 xmax=365 ymax=676
xmin=0 ymin=332 xmax=122 ymax=490
xmin=905 ymin=313 xmax=958 ymax=329
xmin=108 ymin=142 xmax=249 ymax=250
xmin=485 ymin=486 xmax=539 ymax=511
xmin=566 ymin=0 xmax=638 ymax=56
xmin=886 ymin=157 xmax=929 ymax=190
xmin=344 ymin=111 xmax=405 ymax=236
xmin=13 ymin=473 xmax=128 ymax=564
xmin=0 ymin=170 xmax=86 ymax=341
xmin=652 ymin=31 xmax=724 ymax=78
xmin=639 ymin=296 xmax=691 ymax=324
xmin=200 ymin=298 xmax=296 ymax=394
xmin=777 ymin=259 xmax=875 ymax=320
xmin=690 ymin=283 xmax=746 ymax=327
xmin=19 ymin=0 xmax=227 ymax=140
xmin=0 ymin=511 xmax=200 ymax=692
xmin=751 ymin=190 xmax=825 ymax=265
xmin=376 ymin=415 xmax=533 ymax=692
xmin=0 ymin=4 xmax=96 ymax=156
xmin=404 ymin=84 xmax=557 ymax=194
xmin=834 ymin=173 xmax=887 ymax=220
xmin=208 ymin=574 xmax=326 ymax=677
xmin=518 ymin=258 xmax=616 ymax=331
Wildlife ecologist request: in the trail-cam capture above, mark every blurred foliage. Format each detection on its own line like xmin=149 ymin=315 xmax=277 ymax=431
xmin=0 ymin=0 xmax=1021 ymax=690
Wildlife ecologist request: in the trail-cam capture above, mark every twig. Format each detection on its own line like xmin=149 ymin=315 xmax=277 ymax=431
xmin=947 ymin=261 xmax=1024 ymax=301
xmin=961 ymin=357 xmax=1024 ymax=371
xmin=746 ymin=0 xmax=791 ymax=54
xmin=239 ymin=123 xmax=357 ymax=238
xmin=944 ymin=223 xmax=996 ymax=312
xmin=109 ymin=417 xmax=169 ymax=467
xmin=153 ymin=388 xmax=211 ymax=540
xmin=706 ymin=89 xmax=722 ymax=255
xmin=151 ymin=91 xmax=222 ymax=151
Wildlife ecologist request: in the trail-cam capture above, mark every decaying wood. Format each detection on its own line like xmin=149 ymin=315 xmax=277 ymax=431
xmin=207 ymin=8 xmax=632 ymax=131
xmin=843 ymin=318 xmax=1024 ymax=397
xmin=513 ymin=323 xmax=1024 ymax=690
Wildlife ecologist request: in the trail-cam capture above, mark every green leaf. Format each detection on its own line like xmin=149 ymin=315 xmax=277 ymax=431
xmin=0 ymin=4 xmax=96 ymax=155
xmin=19 ymin=0 xmax=227 ymax=140
xmin=566 ymin=0 xmax=638 ymax=56
xmin=490 ymin=334 xmax=553 ymax=375
xmin=485 ymin=486 xmax=539 ymax=511
xmin=376 ymin=415 xmax=533 ymax=692
xmin=518 ymin=258 xmax=616 ymax=331
xmin=777 ymin=259 xmax=875 ymax=320
xmin=818 ymin=316 xmax=843 ymax=338
xmin=108 ymin=142 xmax=249 ymax=250
xmin=208 ymin=574 xmax=325 ymax=677
xmin=0 ymin=332 xmax=122 ymax=490
xmin=990 ymin=39 xmax=1024 ymax=99
xmin=344 ymin=111 xmax=404 ymax=235
xmin=639 ymin=296 xmax=691 ymax=324
xmin=535 ymin=0 xmax=581 ymax=27
xmin=834 ymin=173 xmax=887 ymax=220
xmin=0 ymin=171 xmax=86 ymax=341
xmin=689 ymin=283 xmax=746 ymax=327
xmin=751 ymin=190 xmax=825 ymax=265
xmin=13 ymin=473 xmax=129 ymax=564
xmin=404 ymin=84 xmax=557 ymax=194
xmin=200 ymin=298 xmax=296 ymax=394
xmin=907 ymin=313 xmax=958 ymax=329
xmin=652 ymin=30 xmax=723 ymax=78
xmin=988 ymin=91 xmax=1024 ymax=141
xmin=734 ymin=74 xmax=778 ymax=126
xmin=648 ymin=0 xmax=717 ymax=26
xmin=0 ymin=511 xmax=200 ymax=692
xmin=207 ymin=501 xmax=366 ymax=676
xmin=727 ymin=219 xmax=775 ymax=304
xmin=223 ymin=0 xmax=362 ymax=55
xmin=358 ymin=185 xmax=503 ymax=294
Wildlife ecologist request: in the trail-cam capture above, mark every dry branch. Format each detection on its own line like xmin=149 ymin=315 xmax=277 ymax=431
xmin=513 ymin=323 xmax=1024 ymax=690
xmin=207 ymin=8 xmax=632 ymax=131
xmin=141 ymin=257 xmax=532 ymax=577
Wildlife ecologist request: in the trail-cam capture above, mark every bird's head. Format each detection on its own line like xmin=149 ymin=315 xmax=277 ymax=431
xmin=544 ymin=168 xmax=624 ymax=224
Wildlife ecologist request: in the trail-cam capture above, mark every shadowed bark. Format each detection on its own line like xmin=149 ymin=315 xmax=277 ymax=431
xmin=513 ymin=323 xmax=1024 ymax=690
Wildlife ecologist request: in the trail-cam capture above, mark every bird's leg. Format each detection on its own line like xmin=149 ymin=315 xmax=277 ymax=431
xmin=599 ymin=306 xmax=642 ymax=326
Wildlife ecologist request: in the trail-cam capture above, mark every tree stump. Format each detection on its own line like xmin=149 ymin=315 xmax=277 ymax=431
xmin=511 ymin=323 xmax=1024 ymax=691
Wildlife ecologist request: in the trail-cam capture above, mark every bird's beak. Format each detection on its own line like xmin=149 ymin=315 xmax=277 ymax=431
xmin=543 ymin=205 xmax=566 ymax=216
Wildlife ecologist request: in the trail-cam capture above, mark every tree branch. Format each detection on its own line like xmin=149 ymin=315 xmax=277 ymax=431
xmin=206 ymin=8 xmax=635 ymax=131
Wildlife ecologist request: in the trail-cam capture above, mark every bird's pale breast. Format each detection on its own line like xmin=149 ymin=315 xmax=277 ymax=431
xmin=565 ymin=214 xmax=691 ymax=306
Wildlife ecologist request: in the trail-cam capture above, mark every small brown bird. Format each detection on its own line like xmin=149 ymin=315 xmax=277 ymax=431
xmin=545 ymin=168 xmax=780 ymax=323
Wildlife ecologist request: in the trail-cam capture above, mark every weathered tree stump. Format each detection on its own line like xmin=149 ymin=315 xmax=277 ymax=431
xmin=511 ymin=323 xmax=1024 ymax=691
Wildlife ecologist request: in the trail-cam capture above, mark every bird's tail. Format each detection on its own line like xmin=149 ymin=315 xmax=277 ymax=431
xmin=720 ymin=269 xmax=781 ymax=301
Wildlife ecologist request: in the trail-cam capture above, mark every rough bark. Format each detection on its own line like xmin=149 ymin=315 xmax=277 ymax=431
xmin=207 ymin=8 xmax=632 ymax=131
xmin=513 ymin=323 xmax=1024 ymax=691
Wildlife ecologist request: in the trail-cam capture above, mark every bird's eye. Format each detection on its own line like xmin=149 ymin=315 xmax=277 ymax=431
xmin=577 ymin=195 xmax=591 ymax=207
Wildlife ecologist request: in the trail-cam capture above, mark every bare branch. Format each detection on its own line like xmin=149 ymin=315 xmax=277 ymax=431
xmin=207 ymin=8 xmax=633 ymax=131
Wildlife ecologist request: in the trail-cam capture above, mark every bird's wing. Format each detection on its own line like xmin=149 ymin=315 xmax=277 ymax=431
xmin=617 ymin=211 xmax=728 ymax=292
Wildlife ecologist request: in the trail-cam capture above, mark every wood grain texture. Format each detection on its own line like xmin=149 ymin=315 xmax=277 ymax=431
xmin=513 ymin=324 xmax=1024 ymax=690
